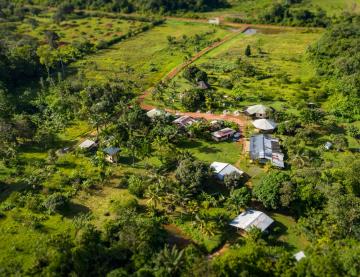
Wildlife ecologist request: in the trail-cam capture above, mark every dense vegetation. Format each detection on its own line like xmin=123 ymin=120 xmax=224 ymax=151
xmin=0 ymin=0 xmax=360 ymax=276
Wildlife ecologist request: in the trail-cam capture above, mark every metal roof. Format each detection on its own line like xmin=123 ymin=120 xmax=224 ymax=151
xmin=103 ymin=146 xmax=120 ymax=156
xmin=230 ymin=210 xmax=274 ymax=232
xmin=212 ymin=128 xmax=236 ymax=138
xmin=252 ymin=119 xmax=277 ymax=131
xmin=245 ymin=104 xmax=269 ymax=115
xmin=210 ymin=162 xmax=244 ymax=176
xmin=79 ymin=139 xmax=96 ymax=149
xmin=250 ymin=134 xmax=284 ymax=168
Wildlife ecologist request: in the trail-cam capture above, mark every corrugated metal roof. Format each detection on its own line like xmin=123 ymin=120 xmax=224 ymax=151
xmin=250 ymin=135 xmax=284 ymax=168
xmin=229 ymin=210 xmax=274 ymax=232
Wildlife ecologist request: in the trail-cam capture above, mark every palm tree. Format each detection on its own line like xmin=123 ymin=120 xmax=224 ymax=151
xmin=194 ymin=214 xmax=217 ymax=237
xmin=155 ymin=245 xmax=185 ymax=276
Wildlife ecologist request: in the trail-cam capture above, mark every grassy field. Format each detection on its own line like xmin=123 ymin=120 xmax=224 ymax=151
xmin=70 ymin=19 xmax=232 ymax=91
xmin=204 ymin=0 xmax=360 ymax=18
xmin=146 ymin=26 xmax=324 ymax=112
xmin=17 ymin=13 xmax=145 ymax=45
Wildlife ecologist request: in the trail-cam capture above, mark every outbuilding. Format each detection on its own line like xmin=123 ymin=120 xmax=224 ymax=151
xmin=146 ymin=108 xmax=168 ymax=119
xmin=103 ymin=147 xmax=120 ymax=163
xmin=210 ymin=162 xmax=244 ymax=181
xmin=230 ymin=210 xmax=274 ymax=232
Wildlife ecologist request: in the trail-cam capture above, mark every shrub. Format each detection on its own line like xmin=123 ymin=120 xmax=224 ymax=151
xmin=43 ymin=193 xmax=69 ymax=214
xmin=128 ymin=175 xmax=148 ymax=198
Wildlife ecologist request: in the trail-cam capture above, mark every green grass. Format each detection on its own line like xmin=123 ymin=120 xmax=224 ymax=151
xmin=70 ymin=19 xmax=231 ymax=91
xmin=149 ymin=27 xmax=325 ymax=112
xmin=17 ymin=14 xmax=145 ymax=45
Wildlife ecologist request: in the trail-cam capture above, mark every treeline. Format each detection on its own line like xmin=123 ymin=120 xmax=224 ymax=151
xmin=16 ymin=0 xmax=229 ymax=13
xmin=308 ymin=15 xmax=360 ymax=121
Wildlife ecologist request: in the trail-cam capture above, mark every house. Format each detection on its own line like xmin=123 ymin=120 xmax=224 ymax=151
xmin=324 ymin=141 xmax=332 ymax=150
xmin=294 ymin=251 xmax=306 ymax=262
xmin=250 ymin=134 xmax=284 ymax=168
xmin=212 ymin=128 xmax=236 ymax=141
xmin=197 ymin=81 xmax=210 ymax=90
xmin=252 ymin=119 xmax=277 ymax=132
xmin=208 ymin=17 xmax=220 ymax=25
xmin=146 ymin=108 xmax=168 ymax=119
xmin=210 ymin=162 xmax=244 ymax=181
xmin=103 ymin=146 xmax=120 ymax=163
xmin=173 ymin=115 xmax=197 ymax=128
xmin=230 ymin=210 xmax=274 ymax=232
xmin=245 ymin=104 xmax=271 ymax=118
xmin=79 ymin=139 xmax=97 ymax=150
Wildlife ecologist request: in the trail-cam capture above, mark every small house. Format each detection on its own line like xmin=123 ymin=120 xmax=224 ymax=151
xmin=208 ymin=17 xmax=220 ymax=25
xmin=212 ymin=128 xmax=236 ymax=141
xmin=252 ymin=119 xmax=277 ymax=132
xmin=103 ymin=147 xmax=120 ymax=163
xmin=210 ymin=162 xmax=244 ymax=181
xmin=79 ymin=139 xmax=97 ymax=150
xmin=173 ymin=115 xmax=197 ymax=128
xmin=230 ymin=210 xmax=274 ymax=232
xmin=146 ymin=108 xmax=168 ymax=119
xmin=294 ymin=251 xmax=306 ymax=262
xmin=197 ymin=81 xmax=210 ymax=90
xmin=250 ymin=134 xmax=284 ymax=168
xmin=245 ymin=104 xmax=270 ymax=118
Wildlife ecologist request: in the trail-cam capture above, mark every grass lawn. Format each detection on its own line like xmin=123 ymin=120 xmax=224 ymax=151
xmin=270 ymin=212 xmax=309 ymax=251
xmin=70 ymin=19 xmax=232 ymax=91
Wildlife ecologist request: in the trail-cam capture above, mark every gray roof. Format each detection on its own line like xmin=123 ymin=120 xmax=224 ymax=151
xmin=230 ymin=210 xmax=274 ymax=232
xmin=103 ymin=146 xmax=120 ymax=156
xmin=252 ymin=119 xmax=277 ymax=131
xmin=210 ymin=162 xmax=244 ymax=176
xmin=250 ymin=134 xmax=284 ymax=168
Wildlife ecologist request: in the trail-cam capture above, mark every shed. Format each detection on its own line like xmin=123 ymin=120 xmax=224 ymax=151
xmin=245 ymin=104 xmax=270 ymax=118
xmin=210 ymin=162 xmax=244 ymax=181
xmin=252 ymin=119 xmax=277 ymax=131
xmin=212 ymin=128 xmax=236 ymax=141
xmin=208 ymin=17 xmax=220 ymax=25
xmin=324 ymin=141 xmax=332 ymax=150
xmin=230 ymin=210 xmax=274 ymax=232
xmin=79 ymin=139 xmax=96 ymax=150
xmin=294 ymin=251 xmax=306 ymax=262
xmin=103 ymin=147 xmax=120 ymax=163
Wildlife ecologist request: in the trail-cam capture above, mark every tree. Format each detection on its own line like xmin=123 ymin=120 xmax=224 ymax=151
xmin=154 ymin=245 xmax=185 ymax=277
xmin=224 ymin=172 xmax=244 ymax=190
xmin=180 ymin=89 xmax=205 ymax=111
xmin=43 ymin=193 xmax=69 ymax=214
xmin=128 ymin=175 xmax=147 ymax=198
xmin=253 ymin=171 xmax=293 ymax=209
xmin=175 ymin=158 xmax=210 ymax=193
xmin=226 ymin=187 xmax=251 ymax=212
xmin=245 ymin=45 xmax=251 ymax=57
xmin=330 ymin=134 xmax=348 ymax=151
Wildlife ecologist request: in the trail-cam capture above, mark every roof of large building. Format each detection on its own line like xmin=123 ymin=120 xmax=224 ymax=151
xmin=252 ymin=119 xmax=277 ymax=131
xmin=230 ymin=210 xmax=274 ymax=232
xmin=210 ymin=162 xmax=244 ymax=176
xmin=212 ymin=128 xmax=236 ymax=138
xmin=245 ymin=104 xmax=269 ymax=115
xmin=250 ymin=134 xmax=284 ymax=168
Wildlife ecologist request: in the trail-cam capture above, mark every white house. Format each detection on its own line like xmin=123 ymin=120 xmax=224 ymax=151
xmin=146 ymin=108 xmax=168 ymax=119
xmin=79 ymin=139 xmax=96 ymax=150
xmin=208 ymin=17 xmax=220 ymax=25
xmin=252 ymin=119 xmax=277 ymax=132
xmin=245 ymin=104 xmax=270 ymax=118
xmin=230 ymin=210 xmax=274 ymax=232
xmin=210 ymin=162 xmax=244 ymax=181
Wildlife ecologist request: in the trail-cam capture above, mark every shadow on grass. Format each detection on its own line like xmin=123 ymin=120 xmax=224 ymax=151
xmin=198 ymin=145 xmax=220 ymax=154
xmin=62 ymin=202 xmax=91 ymax=218
xmin=267 ymin=220 xmax=297 ymax=252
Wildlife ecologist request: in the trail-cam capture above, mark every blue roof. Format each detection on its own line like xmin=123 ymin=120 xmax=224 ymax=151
xmin=103 ymin=147 xmax=120 ymax=156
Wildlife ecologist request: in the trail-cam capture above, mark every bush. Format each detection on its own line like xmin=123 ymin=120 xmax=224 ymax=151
xmin=43 ymin=193 xmax=69 ymax=214
xmin=128 ymin=175 xmax=148 ymax=198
